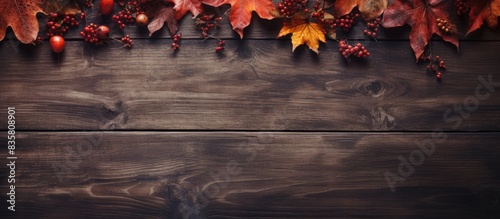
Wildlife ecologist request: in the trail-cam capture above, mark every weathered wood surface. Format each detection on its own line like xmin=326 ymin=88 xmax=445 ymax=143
xmin=1 ymin=132 xmax=499 ymax=218
xmin=2 ymin=40 xmax=500 ymax=131
xmin=1 ymin=0 xmax=500 ymax=218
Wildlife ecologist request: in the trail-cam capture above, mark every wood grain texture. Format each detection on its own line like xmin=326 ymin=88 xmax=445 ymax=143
xmin=1 ymin=2 xmax=499 ymax=218
xmin=1 ymin=132 xmax=499 ymax=218
xmin=2 ymin=40 xmax=500 ymax=131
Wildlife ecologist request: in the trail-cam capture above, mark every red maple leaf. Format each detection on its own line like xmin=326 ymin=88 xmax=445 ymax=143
xmin=466 ymin=0 xmax=500 ymax=35
xmin=147 ymin=5 xmax=179 ymax=36
xmin=0 ymin=0 xmax=46 ymax=44
xmin=169 ymin=0 xmax=204 ymax=20
xmin=202 ymin=0 xmax=277 ymax=38
xmin=382 ymin=0 xmax=459 ymax=60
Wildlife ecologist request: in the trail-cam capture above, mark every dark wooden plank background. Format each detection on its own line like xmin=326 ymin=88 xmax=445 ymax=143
xmin=1 ymin=0 xmax=500 ymax=218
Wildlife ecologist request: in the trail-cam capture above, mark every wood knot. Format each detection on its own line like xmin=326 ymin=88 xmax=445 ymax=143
xmin=160 ymin=182 xmax=201 ymax=218
xmin=367 ymin=80 xmax=383 ymax=95
xmin=370 ymin=106 xmax=396 ymax=130
xmin=99 ymin=101 xmax=128 ymax=129
xmin=358 ymin=79 xmax=386 ymax=98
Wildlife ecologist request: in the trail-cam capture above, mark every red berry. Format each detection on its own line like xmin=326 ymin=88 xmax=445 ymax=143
xmin=49 ymin=35 xmax=65 ymax=53
xmin=100 ymin=0 xmax=114 ymax=16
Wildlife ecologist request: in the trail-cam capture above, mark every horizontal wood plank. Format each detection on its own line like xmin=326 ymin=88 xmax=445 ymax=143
xmin=1 ymin=132 xmax=499 ymax=218
xmin=2 ymin=40 xmax=500 ymax=131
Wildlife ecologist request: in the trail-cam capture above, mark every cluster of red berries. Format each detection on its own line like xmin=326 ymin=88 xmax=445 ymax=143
xmin=80 ymin=24 xmax=110 ymax=44
xmin=310 ymin=2 xmax=336 ymax=33
xmin=196 ymin=14 xmax=222 ymax=38
xmin=131 ymin=0 xmax=158 ymax=15
xmin=277 ymin=0 xmax=307 ymax=17
xmin=314 ymin=0 xmax=322 ymax=10
xmin=121 ymin=35 xmax=133 ymax=48
xmin=338 ymin=40 xmax=370 ymax=59
xmin=215 ymin=39 xmax=225 ymax=52
xmin=126 ymin=0 xmax=149 ymax=14
xmin=313 ymin=9 xmax=333 ymax=25
xmin=112 ymin=10 xmax=135 ymax=29
xmin=364 ymin=18 xmax=380 ymax=39
xmin=80 ymin=23 xmax=99 ymax=43
xmin=111 ymin=0 xmax=155 ymax=28
xmin=194 ymin=13 xmax=227 ymax=52
xmin=63 ymin=14 xmax=80 ymax=26
xmin=420 ymin=55 xmax=446 ymax=80
xmin=43 ymin=14 xmax=69 ymax=53
xmin=312 ymin=9 xmax=325 ymax=20
xmin=46 ymin=21 xmax=65 ymax=38
xmin=45 ymin=13 xmax=81 ymax=38
xmin=171 ymin=34 xmax=181 ymax=51
xmin=332 ymin=12 xmax=359 ymax=32
xmin=455 ymin=0 xmax=469 ymax=16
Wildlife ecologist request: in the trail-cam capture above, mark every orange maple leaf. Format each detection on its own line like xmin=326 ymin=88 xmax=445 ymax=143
xmin=278 ymin=15 xmax=326 ymax=54
xmin=169 ymin=0 xmax=203 ymax=20
xmin=0 ymin=0 xmax=46 ymax=44
xmin=335 ymin=0 xmax=388 ymax=21
xmin=466 ymin=0 xmax=500 ymax=35
xmin=203 ymin=0 xmax=276 ymax=38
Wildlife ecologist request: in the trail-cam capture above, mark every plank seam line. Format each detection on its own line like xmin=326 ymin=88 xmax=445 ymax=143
xmin=4 ymin=130 xmax=500 ymax=133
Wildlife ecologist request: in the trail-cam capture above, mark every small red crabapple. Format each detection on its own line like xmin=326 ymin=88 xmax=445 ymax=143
xmin=100 ymin=0 xmax=114 ymax=15
xmin=49 ymin=35 xmax=65 ymax=53
xmin=96 ymin=25 xmax=110 ymax=40
xmin=136 ymin=14 xmax=148 ymax=26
